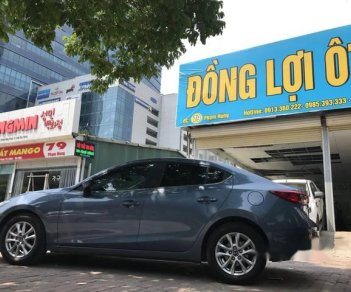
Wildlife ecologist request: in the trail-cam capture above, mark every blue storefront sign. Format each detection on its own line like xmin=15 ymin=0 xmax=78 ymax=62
xmin=177 ymin=25 xmax=351 ymax=127
xmin=36 ymin=89 xmax=51 ymax=100
xmin=79 ymin=80 xmax=92 ymax=91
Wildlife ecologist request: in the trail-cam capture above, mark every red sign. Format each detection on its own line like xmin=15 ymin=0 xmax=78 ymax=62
xmin=0 ymin=116 xmax=38 ymax=134
xmin=0 ymin=141 xmax=72 ymax=161
xmin=0 ymin=143 xmax=44 ymax=161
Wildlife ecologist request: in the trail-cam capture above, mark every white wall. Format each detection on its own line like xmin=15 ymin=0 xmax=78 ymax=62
xmin=159 ymin=93 xmax=184 ymax=151
xmin=131 ymin=81 xmax=162 ymax=145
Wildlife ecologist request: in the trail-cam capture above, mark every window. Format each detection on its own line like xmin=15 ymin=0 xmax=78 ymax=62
xmin=8 ymin=34 xmax=89 ymax=76
xmin=147 ymin=116 xmax=158 ymax=128
xmin=91 ymin=163 xmax=155 ymax=192
xmin=206 ymin=167 xmax=231 ymax=184
xmin=146 ymin=127 xmax=158 ymax=139
xmin=150 ymin=108 xmax=159 ymax=117
xmin=160 ymin=163 xmax=207 ymax=187
xmin=145 ymin=139 xmax=157 ymax=146
xmin=182 ymin=145 xmax=192 ymax=154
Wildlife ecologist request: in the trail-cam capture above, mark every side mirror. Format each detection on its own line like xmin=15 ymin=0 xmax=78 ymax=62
xmin=82 ymin=181 xmax=92 ymax=197
xmin=314 ymin=191 xmax=324 ymax=198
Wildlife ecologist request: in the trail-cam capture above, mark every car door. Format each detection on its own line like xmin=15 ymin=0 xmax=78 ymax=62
xmin=137 ymin=161 xmax=233 ymax=252
xmin=57 ymin=162 xmax=158 ymax=249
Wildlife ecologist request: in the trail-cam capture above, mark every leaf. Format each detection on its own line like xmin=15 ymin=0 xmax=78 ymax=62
xmin=1 ymin=0 xmax=225 ymax=93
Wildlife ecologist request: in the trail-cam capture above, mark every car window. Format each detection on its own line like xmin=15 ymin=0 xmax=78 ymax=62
xmin=206 ymin=166 xmax=231 ymax=184
xmin=160 ymin=163 xmax=207 ymax=187
xmin=91 ymin=163 xmax=156 ymax=192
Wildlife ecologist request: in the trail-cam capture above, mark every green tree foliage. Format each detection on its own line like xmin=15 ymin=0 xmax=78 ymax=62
xmin=0 ymin=0 xmax=225 ymax=92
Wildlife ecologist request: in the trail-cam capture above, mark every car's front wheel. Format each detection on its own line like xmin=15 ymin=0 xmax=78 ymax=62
xmin=207 ymin=223 xmax=267 ymax=284
xmin=0 ymin=214 xmax=46 ymax=265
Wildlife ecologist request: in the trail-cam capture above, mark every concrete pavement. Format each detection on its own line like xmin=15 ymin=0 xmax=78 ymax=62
xmin=0 ymin=232 xmax=350 ymax=291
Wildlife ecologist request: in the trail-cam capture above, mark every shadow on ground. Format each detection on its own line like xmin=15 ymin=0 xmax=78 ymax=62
xmin=0 ymin=253 xmax=345 ymax=290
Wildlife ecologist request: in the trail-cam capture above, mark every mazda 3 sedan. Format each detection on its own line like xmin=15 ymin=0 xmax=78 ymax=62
xmin=0 ymin=158 xmax=313 ymax=283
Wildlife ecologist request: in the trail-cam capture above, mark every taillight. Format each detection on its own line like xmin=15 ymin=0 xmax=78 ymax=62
xmin=270 ymin=190 xmax=308 ymax=205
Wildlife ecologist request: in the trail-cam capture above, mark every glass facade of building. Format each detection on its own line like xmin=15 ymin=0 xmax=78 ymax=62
xmin=80 ymin=87 xmax=135 ymax=141
xmin=0 ymin=26 xmax=90 ymax=113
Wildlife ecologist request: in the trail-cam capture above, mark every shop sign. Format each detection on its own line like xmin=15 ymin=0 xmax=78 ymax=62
xmin=38 ymin=98 xmax=61 ymax=105
xmin=177 ymin=25 xmax=351 ymax=127
xmin=50 ymin=87 xmax=63 ymax=98
xmin=0 ymin=140 xmax=75 ymax=161
xmin=65 ymin=84 xmax=75 ymax=94
xmin=0 ymin=99 xmax=81 ymax=145
xmin=37 ymin=89 xmax=51 ymax=100
xmin=74 ymin=140 xmax=95 ymax=158
xmin=79 ymin=80 xmax=92 ymax=91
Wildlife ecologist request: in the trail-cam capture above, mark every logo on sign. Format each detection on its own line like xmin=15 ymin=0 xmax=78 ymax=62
xmin=37 ymin=89 xmax=51 ymax=100
xmin=51 ymin=87 xmax=63 ymax=97
xmin=66 ymin=85 xmax=75 ymax=93
xmin=0 ymin=116 xmax=38 ymax=134
xmin=79 ymin=80 xmax=92 ymax=91
xmin=40 ymin=108 xmax=63 ymax=130
xmin=191 ymin=113 xmax=203 ymax=124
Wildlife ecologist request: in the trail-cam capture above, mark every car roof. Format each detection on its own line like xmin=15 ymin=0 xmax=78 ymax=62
xmin=125 ymin=157 xmax=232 ymax=171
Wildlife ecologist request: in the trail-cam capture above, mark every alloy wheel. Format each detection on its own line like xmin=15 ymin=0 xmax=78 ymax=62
xmin=5 ymin=221 xmax=37 ymax=259
xmin=215 ymin=232 xmax=257 ymax=276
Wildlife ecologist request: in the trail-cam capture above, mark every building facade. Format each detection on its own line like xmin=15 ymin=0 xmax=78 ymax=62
xmin=0 ymin=99 xmax=81 ymax=202
xmin=0 ymin=26 xmax=90 ymax=113
xmin=0 ymin=97 xmax=182 ymax=202
xmin=36 ymin=74 xmax=163 ymax=147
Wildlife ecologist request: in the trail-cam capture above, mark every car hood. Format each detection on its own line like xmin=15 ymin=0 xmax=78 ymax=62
xmin=0 ymin=188 xmax=67 ymax=215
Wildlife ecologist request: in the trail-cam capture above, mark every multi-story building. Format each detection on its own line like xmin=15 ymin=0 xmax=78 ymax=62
xmin=36 ymin=74 xmax=162 ymax=147
xmin=0 ymin=98 xmax=182 ymax=202
xmin=158 ymin=93 xmax=191 ymax=155
xmin=0 ymin=26 xmax=90 ymax=112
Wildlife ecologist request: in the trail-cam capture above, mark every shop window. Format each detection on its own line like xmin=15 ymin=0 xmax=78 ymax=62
xmin=13 ymin=167 xmax=76 ymax=196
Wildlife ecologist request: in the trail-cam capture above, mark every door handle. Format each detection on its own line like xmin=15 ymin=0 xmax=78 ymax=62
xmin=122 ymin=200 xmax=140 ymax=208
xmin=197 ymin=196 xmax=218 ymax=204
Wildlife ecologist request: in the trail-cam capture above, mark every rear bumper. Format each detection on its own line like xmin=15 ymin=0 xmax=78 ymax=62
xmin=268 ymin=227 xmax=313 ymax=262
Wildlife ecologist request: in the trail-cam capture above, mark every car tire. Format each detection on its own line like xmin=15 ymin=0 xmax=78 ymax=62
xmin=0 ymin=214 xmax=46 ymax=265
xmin=207 ymin=223 xmax=267 ymax=284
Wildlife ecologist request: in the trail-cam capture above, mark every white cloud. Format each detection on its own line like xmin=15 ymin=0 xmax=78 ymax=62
xmin=161 ymin=0 xmax=351 ymax=94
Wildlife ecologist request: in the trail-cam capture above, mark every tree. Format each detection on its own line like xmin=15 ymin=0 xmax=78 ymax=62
xmin=0 ymin=0 xmax=225 ymax=92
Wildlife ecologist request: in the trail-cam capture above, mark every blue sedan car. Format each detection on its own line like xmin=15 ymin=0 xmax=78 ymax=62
xmin=0 ymin=158 xmax=313 ymax=283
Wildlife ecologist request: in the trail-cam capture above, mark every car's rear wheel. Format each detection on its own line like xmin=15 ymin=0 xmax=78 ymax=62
xmin=207 ymin=223 xmax=267 ymax=284
xmin=0 ymin=214 xmax=46 ymax=265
